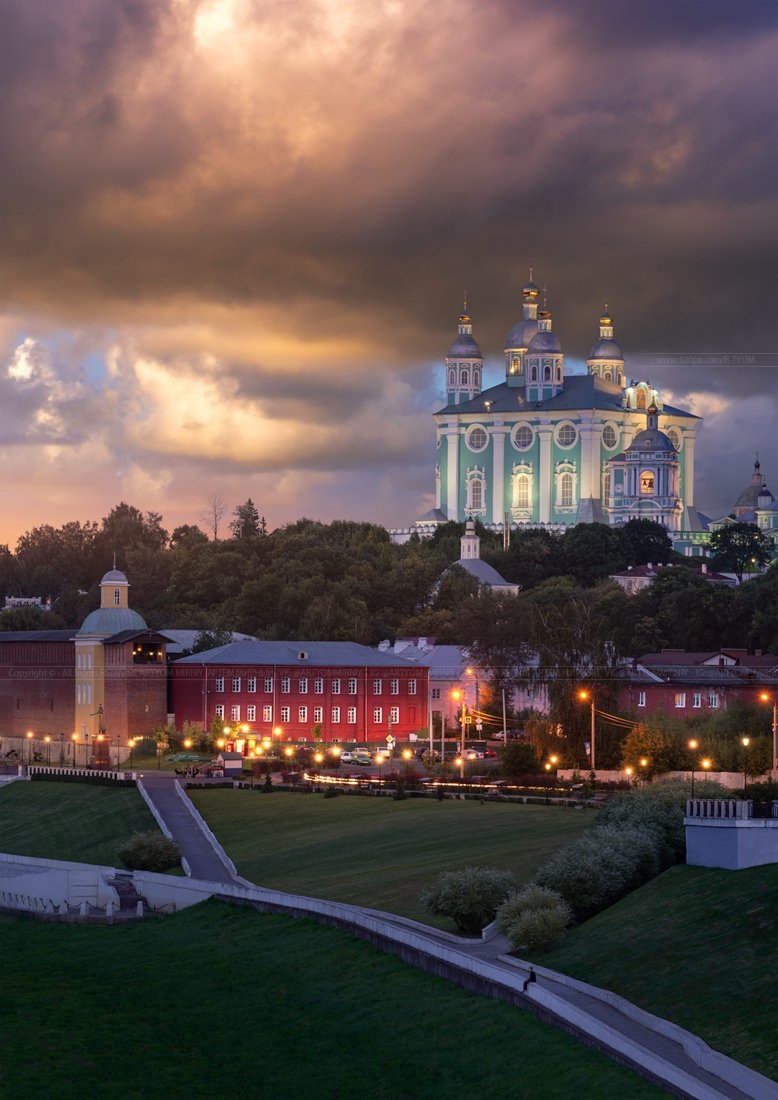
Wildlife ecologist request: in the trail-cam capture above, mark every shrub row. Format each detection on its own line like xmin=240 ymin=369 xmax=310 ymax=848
xmin=30 ymin=772 xmax=135 ymax=788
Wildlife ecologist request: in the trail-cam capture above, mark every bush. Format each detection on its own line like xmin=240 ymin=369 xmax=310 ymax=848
xmin=322 ymin=787 xmax=339 ymax=798
xmin=507 ymin=905 xmax=570 ymax=953
xmin=420 ymin=866 xmax=518 ymax=934
xmin=495 ymin=885 xmax=571 ymax=935
xmin=118 ymin=831 xmax=182 ymax=872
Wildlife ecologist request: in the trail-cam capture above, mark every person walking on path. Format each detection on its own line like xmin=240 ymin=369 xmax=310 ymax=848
xmin=522 ymin=967 xmax=536 ymax=992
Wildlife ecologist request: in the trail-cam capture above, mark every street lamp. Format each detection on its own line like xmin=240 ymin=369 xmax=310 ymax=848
xmin=688 ymin=739 xmax=699 ymax=797
xmin=759 ymin=692 xmax=777 ymax=772
xmin=625 ymin=765 xmax=634 ymax=785
xmin=26 ymin=730 xmax=34 ymax=765
xmin=375 ymin=753 xmax=384 ymax=782
xmin=128 ymin=737 xmax=135 ymax=769
xmin=44 ymin=735 xmax=51 ymax=764
xmin=577 ymin=690 xmax=596 ymax=770
xmin=741 ymin=737 xmax=750 ymax=791
xmin=71 ymin=733 xmax=78 ymax=767
xmin=273 ymin=726 xmax=283 ymax=744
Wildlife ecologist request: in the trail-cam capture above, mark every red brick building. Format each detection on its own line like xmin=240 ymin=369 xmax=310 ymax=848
xmin=0 ymin=570 xmax=168 ymax=759
xmin=617 ymin=649 xmax=778 ymax=719
xmin=172 ymin=640 xmax=429 ymax=744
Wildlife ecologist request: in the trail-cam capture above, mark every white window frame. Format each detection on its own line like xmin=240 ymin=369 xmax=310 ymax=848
xmin=215 ymin=704 xmax=224 ymax=719
xmin=390 ymin=706 xmax=400 ymax=725
xmin=313 ymin=706 xmax=323 ymax=723
xmin=281 ymin=677 xmax=291 ymax=694
xmin=390 ymin=679 xmax=399 ymax=695
xmin=637 ymin=690 xmax=646 ymax=708
xmin=299 ymin=677 xmax=308 ymax=694
xmin=247 ymin=677 xmax=257 ymax=693
xmin=264 ymin=677 xmax=273 ymax=693
xmin=692 ymin=692 xmax=702 ymax=709
xmin=708 ymin=692 xmax=719 ymax=709
xmin=232 ymin=677 xmax=241 ymax=692
xmin=373 ymin=679 xmax=382 ymax=695
xmin=299 ymin=705 xmax=308 ymax=723
xmin=408 ymin=680 xmax=417 ymax=695
xmin=314 ymin=678 xmax=324 ymax=694
xmin=215 ymin=676 xmax=225 ymax=693
xmin=331 ymin=706 xmax=341 ymax=724
xmin=231 ymin=704 xmax=240 ymax=722
xmin=332 ymin=678 xmax=341 ymax=694
xmin=373 ymin=707 xmax=383 ymax=724
xmin=280 ymin=706 xmax=290 ymax=723
xmin=247 ymin=705 xmax=256 ymax=722
xmin=263 ymin=705 xmax=272 ymax=722
xmin=675 ymin=693 xmax=687 ymax=709
xmin=347 ymin=707 xmax=357 ymax=724
xmin=348 ymin=678 xmax=358 ymax=695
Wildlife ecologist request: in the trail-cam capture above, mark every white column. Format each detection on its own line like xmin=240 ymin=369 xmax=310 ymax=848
xmin=444 ymin=425 xmax=460 ymax=519
xmin=538 ymin=424 xmax=553 ymax=523
xmin=684 ymin=431 xmax=696 ymax=507
xmin=579 ymin=422 xmax=597 ymax=499
xmin=492 ymin=423 xmax=508 ymax=524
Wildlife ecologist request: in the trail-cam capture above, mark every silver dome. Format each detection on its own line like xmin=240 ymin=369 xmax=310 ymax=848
xmin=629 ymin=427 xmax=676 ymax=453
xmin=588 ymin=337 xmax=623 ymax=361
xmin=527 ymin=330 xmax=562 ymax=354
xmin=447 ymin=333 xmax=483 ymax=358
xmin=505 ymin=319 xmax=538 ymax=349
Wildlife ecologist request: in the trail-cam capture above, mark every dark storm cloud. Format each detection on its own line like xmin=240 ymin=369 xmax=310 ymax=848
xmin=0 ymin=0 xmax=776 ymax=532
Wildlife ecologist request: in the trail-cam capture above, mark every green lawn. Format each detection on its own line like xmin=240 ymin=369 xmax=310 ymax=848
xmin=537 ymin=863 xmax=778 ymax=1080
xmin=0 ymin=900 xmax=667 ymax=1100
xmin=0 ymin=781 xmax=159 ymax=866
xmin=189 ymin=789 xmax=592 ymax=923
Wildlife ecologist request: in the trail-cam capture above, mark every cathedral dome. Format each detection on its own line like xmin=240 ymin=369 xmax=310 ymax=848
xmin=101 ymin=568 xmax=128 ymax=585
xmin=629 ymin=426 xmax=676 ymax=453
xmin=735 ymin=483 xmax=767 ymax=509
xmin=505 ymin=318 xmax=538 ymax=349
xmin=447 ymin=332 xmax=482 ymax=358
xmin=527 ymin=329 xmax=562 ymax=354
xmin=589 ymin=337 xmax=623 ymax=360
xmin=522 ymin=279 xmax=540 ymax=296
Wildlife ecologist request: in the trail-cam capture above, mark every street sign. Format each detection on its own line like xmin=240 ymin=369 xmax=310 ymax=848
xmin=386 ymin=735 xmax=395 ymax=746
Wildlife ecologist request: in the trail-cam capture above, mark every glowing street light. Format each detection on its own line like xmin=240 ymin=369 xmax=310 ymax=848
xmin=577 ymin=689 xmax=596 ymax=770
xmin=759 ymin=692 xmax=777 ymax=772
xmin=71 ymin=732 xmax=78 ymax=767
xmin=26 ymin=730 xmax=34 ymax=765
xmin=741 ymin=737 xmax=750 ymax=791
xmin=44 ymin=735 xmax=51 ymax=764
xmin=688 ymin=739 xmax=699 ymax=797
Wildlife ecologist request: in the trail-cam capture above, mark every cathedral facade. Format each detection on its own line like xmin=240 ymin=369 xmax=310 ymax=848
xmin=415 ymin=279 xmax=705 ymax=537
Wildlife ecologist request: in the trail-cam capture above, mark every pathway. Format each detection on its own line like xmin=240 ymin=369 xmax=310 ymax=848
xmin=143 ymin=778 xmax=777 ymax=1100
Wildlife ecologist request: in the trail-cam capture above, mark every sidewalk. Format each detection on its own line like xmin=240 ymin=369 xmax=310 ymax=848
xmin=138 ymin=775 xmax=236 ymax=884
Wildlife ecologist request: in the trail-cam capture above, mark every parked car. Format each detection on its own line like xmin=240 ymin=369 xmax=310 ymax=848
xmin=494 ymin=729 xmax=526 ymax=741
xmin=351 ymin=753 xmax=373 ymax=766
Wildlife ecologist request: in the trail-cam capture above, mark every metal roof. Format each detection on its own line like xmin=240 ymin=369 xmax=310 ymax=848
xmin=0 ymin=630 xmax=78 ymax=642
xmin=176 ymin=640 xmax=424 ymax=668
xmin=436 ymin=374 xmax=700 ymax=418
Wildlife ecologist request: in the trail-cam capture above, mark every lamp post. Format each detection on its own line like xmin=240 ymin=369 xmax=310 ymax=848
xmin=742 ymin=737 xmax=750 ymax=792
xmin=44 ymin=735 xmax=51 ymax=764
xmin=688 ymin=739 xmax=699 ymax=797
xmin=375 ymin=753 xmax=383 ymax=783
xmin=128 ymin=737 xmax=135 ymax=769
xmin=26 ymin=730 xmax=34 ymax=765
xmin=71 ymin=733 xmax=78 ymax=767
xmin=577 ymin=690 xmax=595 ymax=770
xmin=625 ymin=765 xmax=634 ymax=786
xmin=759 ymin=692 xmax=777 ymax=773
xmin=58 ymin=732 xmax=65 ymax=765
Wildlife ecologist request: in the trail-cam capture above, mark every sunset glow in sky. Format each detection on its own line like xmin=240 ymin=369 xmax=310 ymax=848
xmin=1 ymin=0 xmax=777 ymax=543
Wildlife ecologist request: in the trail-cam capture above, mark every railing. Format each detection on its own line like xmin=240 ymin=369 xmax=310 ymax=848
xmin=686 ymin=799 xmax=778 ymax=820
xmin=0 ymin=888 xmax=175 ymax=922
xmin=26 ymin=765 xmax=134 ymax=782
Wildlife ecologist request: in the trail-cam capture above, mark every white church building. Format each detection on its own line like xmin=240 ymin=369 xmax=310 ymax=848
xmin=402 ymin=277 xmax=707 ymax=542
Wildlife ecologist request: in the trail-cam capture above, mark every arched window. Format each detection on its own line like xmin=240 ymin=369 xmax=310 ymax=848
xmin=640 ymin=470 xmax=655 ymax=494
xmin=560 ymin=473 xmax=574 ymax=508
xmin=531 ymin=365 xmax=538 ymax=381
xmin=511 ymin=356 xmax=520 ymax=374
xmin=449 ymin=369 xmax=456 ymax=385
xmin=460 ymin=369 xmax=469 ymax=385
xmin=515 ymin=475 xmax=530 ymax=510
xmin=636 ymin=389 xmax=647 ymax=410
xmin=473 ymin=369 xmax=480 ymax=387
xmin=556 ymin=366 xmax=561 ymax=381
xmin=602 ymin=466 xmax=611 ymax=501
xmin=544 ymin=365 xmax=551 ymax=381
xmin=114 ymin=588 xmax=121 ymax=606
xmin=604 ymin=370 xmax=612 ymax=381
xmin=469 ymin=477 xmax=483 ymax=511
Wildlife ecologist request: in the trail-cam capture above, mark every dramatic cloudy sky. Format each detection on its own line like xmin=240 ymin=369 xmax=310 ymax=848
xmin=1 ymin=0 xmax=777 ymax=543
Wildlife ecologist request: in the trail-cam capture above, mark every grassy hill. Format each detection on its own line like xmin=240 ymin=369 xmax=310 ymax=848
xmin=0 ymin=899 xmax=667 ymax=1100
xmin=536 ymin=863 xmax=778 ymax=1080
xmin=0 ymin=780 xmax=158 ymax=865
xmin=189 ymin=789 xmax=592 ymax=923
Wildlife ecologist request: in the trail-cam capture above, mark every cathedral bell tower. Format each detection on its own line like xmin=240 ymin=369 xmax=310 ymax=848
xmin=444 ymin=301 xmax=483 ymax=406
xmin=587 ymin=307 xmax=625 ymax=387
xmin=525 ymin=307 xmax=564 ymax=403
xmin=504 ymin=275 xmax=540 ymax=387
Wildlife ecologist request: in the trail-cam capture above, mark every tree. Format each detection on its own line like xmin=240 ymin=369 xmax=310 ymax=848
xmin=170 ymin=524 xmax=209 ymax=550
xmin=558 ymin=523 xmax=630 ymax=587
xmin=621 ymin=519 xmax=673 ymax=566
xmin=709 ymin=522 xmax=773 ymax=583
xmin=420 ymin=867 xmax=518 ymax=933
xmin=200 ymin=495 xmax=227 ymax=540
xmin=192 ymin=628 xmax=234 ymax=653
xmin=230 ymin=499 xmax=261 ymax=540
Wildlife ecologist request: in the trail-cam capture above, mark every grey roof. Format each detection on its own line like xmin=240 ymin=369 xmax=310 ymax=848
xmin=735 ymin=483 xmax=772 ymax=509
xmin=104 ymin=629 xmax=169 ymax=646
xmin=176 ymin=640 xmax=424 ymax=668
xmin=627 ymin=426 xmax=676 ymax=453
xmin=391 ymin=643 xmax=469 ymax=680
xmin=447 ymin=333 xmax=482 ymax=359
xmin=455 ymin=557 xmax=516 ymax=588
xmin=505 ymin=318 xmax=538 ymax=349
xmin=159 ymin=629 xmax=257 ymax=655
xmin=78 ymin=607 xmax=148 ymax=636
xmin=576 ymin=497 xmax=606 ymax=523
xmin=527 ymin=330 xmax=562 ymax=354
xmin=0 ymin=629 xmax=77 ymax=642
xmin=588 ymin=337 xmax=623 ymax=361
xmin=414 ymin=508 xmax=448 ymax=524
xmin=436 ymin=373 xmax=699 ymax=418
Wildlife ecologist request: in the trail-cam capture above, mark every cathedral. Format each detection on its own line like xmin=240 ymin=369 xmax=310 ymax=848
xmin=409 ymin=277 xmax=706 ymax=540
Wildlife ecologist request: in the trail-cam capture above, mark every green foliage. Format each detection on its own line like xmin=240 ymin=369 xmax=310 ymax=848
xmin=420 ymin=866 xmax=519 ymax=933
xmin=495 ymin=885 xmax=571 ymax=935
xmin=507 ymin=904 xmax=571 ymax=953
xmin=620 ymin=519 xmax=673 ymax=566
xmin=533 ymin=782 xmax=699 ymax=921
xmin=499 ymin=741 xmax=539 ymax=775
xmin=118 ymin=831 xmax=182 ymax=872
xmin=709 ymin=522 xmax=773 ymax=582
